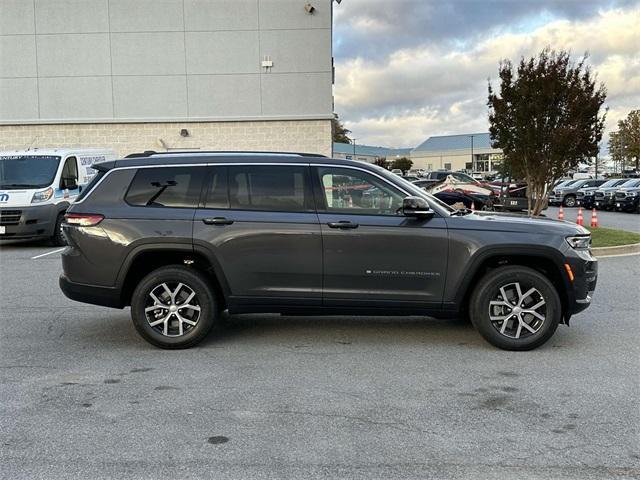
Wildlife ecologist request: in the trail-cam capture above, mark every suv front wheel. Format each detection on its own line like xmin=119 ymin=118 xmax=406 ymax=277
xmin=469 ymin=266 xmax=561 ymax=350
xmin=131 ymin=266 xmax=219 ymax=349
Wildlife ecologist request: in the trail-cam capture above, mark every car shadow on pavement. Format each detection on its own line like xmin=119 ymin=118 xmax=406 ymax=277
xmin=70 ymin=310 xmax=489 ymax=351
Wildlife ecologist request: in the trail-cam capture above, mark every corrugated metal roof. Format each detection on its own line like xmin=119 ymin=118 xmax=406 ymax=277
xmin=333 ymin=143 xmax=411 ymax=158
xmin=412 ymin=133 xmax=493 ymax=152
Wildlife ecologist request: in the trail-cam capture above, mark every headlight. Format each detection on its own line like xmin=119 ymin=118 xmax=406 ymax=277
xmin=627 ymin=191 xmax=637 ymax=197
xmin=605 ymin=192 xmax=613 ymax=196
xmin=566 ymin=235 xmax=591 ymax=250
xmin=31 ymin=187 xmax=54 ymax=203
xmin=585 ymin=191 xmax=594 ymax=196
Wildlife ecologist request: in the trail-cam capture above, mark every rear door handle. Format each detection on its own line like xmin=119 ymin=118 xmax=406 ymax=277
xmin=202 ymin=217 xmax=234 ymax=226
xmin=327 ymin=221 xmax=359 ymax=229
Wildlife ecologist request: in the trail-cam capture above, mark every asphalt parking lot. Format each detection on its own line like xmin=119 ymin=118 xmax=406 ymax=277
xmin=1 ymin=242 xmax=639 ymax=480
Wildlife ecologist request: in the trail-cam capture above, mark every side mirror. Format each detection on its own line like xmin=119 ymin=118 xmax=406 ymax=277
xmin=402 ymin=196 xmax=434 ymax=219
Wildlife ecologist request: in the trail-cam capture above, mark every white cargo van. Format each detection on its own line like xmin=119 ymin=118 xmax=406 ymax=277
xmin=0 ymin=148 xmax=116 ymax=244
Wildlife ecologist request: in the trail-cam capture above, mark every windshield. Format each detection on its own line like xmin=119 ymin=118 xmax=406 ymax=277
xmin=0 ymin=155 xmax=61 ymax=189
xmin=600 ymin=179 xmax=625 ymax=188
xmin=621 ymin=179 xmax=640 ymax=188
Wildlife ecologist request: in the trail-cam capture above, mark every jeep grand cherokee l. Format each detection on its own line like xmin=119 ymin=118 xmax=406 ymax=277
xmin=59 ymin=152 xmax=597 ymax=351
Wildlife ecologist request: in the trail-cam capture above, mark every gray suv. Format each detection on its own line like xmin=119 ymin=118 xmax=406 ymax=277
xmin=549 ymin=178 xmax=607 ymax=207
xmin=59 ymin=152 xmax=597 ymax=351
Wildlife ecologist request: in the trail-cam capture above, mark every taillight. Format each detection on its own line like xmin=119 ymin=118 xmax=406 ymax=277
xmin=64 ymin=213 xmax=104 ymax=227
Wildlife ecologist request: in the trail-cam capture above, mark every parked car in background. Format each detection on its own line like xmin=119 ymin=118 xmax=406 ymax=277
xmin=412 ymin=180 xmax=495 ymax=211
xmin=402 ymin=175 xmax=420 ymax=182
xmin=391 ymin=168 xmax=403 ymax=175
xmin=0 ymin=148 xmax=116 ymax=245
xmin=577 ymin=178 xmax=626 ymax=209
xmin=594 ymin=178 xmax=640 ymax=210
xmin=549 ymin=178 xmax=606 ymax=207
xmin=613 ymin=179 xmax=640 ymax=212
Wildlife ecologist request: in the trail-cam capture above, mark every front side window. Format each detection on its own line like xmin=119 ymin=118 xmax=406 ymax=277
xmin=228 ymin=165 xmax=312 ymax=212
xmin=126 ymin=167 xmax=204 ymax=208
xmin=60 ymin=156 xmax=78 ymax=188
xmin=317 ymin=167 xmax=404 ymax=215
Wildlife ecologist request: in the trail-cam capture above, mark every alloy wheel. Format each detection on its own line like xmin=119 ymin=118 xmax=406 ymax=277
xmin=144 ymin=282 xmax=201 ymax=337
xmin=488 ymin=282 xmax=546 ymax=339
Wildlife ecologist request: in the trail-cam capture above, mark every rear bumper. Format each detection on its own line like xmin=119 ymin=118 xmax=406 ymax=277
xmin=0 ymin=204 xmax=60 ymax=240
xmin=59 ymin=274 xmax=123 ymax=308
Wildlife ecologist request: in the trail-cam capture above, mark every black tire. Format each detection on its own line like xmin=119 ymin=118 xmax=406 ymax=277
xmin=50 ymin=213 xmax=67 ymax=246
xmin=562 ymin=195 xmax=576 ymax=207
xmin=469 ymin=266 xmax=561 ymax=351
xmin=131 ymin=266 xmax=219 ymax=349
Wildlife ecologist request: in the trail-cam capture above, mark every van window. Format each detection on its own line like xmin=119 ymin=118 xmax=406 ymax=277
xmin=125 ymin=167 xmax=205 ymax=208
xmin=228 ymin=165 xmax=312 ymax=212
xmin=60 ymin=156 xmax=79 ymax=188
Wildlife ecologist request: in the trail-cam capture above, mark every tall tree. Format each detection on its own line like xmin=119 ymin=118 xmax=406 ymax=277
xmin=488 ymin=49 xmax=606 ymax=215
xmin=332 ymin=114 xmax=352 ymax=144
xmin=618 ymin=110 xmax=640 ymax=170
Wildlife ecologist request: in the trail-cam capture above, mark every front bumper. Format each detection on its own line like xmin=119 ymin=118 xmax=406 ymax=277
xmin=566 ymin=250 xmax=598 ymax=315
xmin=576 ymin=195 xmax=595 ymax=208
xmin=549 ymin=195 xmax=563 ymax=205
xmin=0 ymin=204 xmax=60 ymax=240
xmin=594 ymin=196 xmax=615 ymax=209
xmin=614 ymin=196 xmax=639 ymax=211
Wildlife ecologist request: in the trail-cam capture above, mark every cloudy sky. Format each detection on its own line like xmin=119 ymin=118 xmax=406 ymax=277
xmin=332 ymin=0 xmax=640 ymax=152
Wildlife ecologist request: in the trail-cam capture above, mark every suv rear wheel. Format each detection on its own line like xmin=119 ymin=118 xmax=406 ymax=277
xmin=131 ymin=266 xmax=219 ymax=349
xmin=469 ymin=266 xmax=561 ymax=350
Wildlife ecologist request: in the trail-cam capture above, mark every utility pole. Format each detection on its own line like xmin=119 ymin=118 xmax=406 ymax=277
xmin=468 ymin=134 xmax=476 ymax=172
xmin=352 ymin=138 xmax=357 ymax=159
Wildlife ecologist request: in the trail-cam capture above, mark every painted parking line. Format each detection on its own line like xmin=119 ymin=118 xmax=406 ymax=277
xmin=31 ymin=248 xmax=65 ymax=260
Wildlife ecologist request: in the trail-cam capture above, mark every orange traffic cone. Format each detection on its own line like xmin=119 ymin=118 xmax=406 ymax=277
xmin=590 ymin=208 xmax=599 ymax=228
xmin=558 ymin=205 xmax=564 ymax=220
xmin=576 ymin=207 xmax=584 ymax=226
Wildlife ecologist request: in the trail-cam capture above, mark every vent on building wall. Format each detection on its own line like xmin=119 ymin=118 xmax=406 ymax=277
xmin=304 ymin=3 xmax=315 ymax=14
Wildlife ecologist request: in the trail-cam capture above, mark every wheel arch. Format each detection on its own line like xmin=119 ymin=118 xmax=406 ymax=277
xmin=455 ymin=247 xmax=572 ymax=323
xmin=117 ymin=245 xmax=229 ymax=308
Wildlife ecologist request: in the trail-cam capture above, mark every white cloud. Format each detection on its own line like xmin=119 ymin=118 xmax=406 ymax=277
xmin=334 ymin=6 xmax=640 ymax=150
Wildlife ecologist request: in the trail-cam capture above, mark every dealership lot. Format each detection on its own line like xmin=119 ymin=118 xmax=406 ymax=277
xmin=545 ymin=206 xmax=640 ymax=233
xmin=1 ymin=242 xmax=639 ymax=480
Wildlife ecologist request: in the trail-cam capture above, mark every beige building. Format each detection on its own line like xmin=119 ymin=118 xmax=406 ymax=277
xmin=410 ymin=133 xmax=503 ymax=173
xmin=0 ymin=0 xmax=334 ymax=157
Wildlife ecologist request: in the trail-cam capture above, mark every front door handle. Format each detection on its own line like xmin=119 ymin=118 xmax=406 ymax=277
xmin=327 ymin=221 xmax=359 ymax=229
xmin=202 ymin=217 xmax=234 ymax=226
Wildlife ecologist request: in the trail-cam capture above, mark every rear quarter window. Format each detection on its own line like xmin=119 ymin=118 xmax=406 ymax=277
xmin=125 ymin=167 xmax=205 ymax=208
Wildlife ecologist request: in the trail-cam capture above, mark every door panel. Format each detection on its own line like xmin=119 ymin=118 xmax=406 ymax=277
xmin=314 ymin=166 xmax=448 ymax=306
xmin=193 ymin=165 xmax=322 ymax=302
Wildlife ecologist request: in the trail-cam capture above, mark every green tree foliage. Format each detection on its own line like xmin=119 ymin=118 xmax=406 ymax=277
xmin=391 ymin=157 xmax=413 ymax=173
xmin=488 ymin=49 xmax=606 ymax=215
xmin=374 ymin=157 xmax=389 ymax=169
xmin=332 ymin=114 xmax=352 ymax=144
xmin=611 ymin=110 xmax=640 ymax=171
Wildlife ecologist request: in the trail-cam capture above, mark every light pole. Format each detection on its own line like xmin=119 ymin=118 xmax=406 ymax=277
xmin=467 ymin=134 xmax=477 ymax=173
xmin=352 ymin=138 xmax=357 ymax=159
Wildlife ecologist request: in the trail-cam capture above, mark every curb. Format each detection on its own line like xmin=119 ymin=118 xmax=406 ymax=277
xmin=592 ymin=242 xmax=640 ymax=258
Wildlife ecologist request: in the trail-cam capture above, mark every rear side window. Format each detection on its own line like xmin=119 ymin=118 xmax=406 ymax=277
xmin=125 ymin=167 xmax=204 ymax=208
xmin=204 ymin=166 xmax=229 ymax=209
xmin=76 ymin=170 xmax=105 ymax=202
xmin=228 ymin=165 xmax=312 ymax=212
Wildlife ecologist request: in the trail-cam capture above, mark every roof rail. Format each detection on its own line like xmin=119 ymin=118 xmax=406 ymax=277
xmin=124 ymin=150 xmax=327 ymax=158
